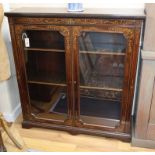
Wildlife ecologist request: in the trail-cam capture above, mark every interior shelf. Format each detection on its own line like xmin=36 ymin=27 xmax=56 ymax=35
xmin=27 ymin=72 xmax=66 ymax=86
xmin=80 ymin=85 xmax=122 ymax=91
xmin=80 ymin=88 xmax=122 ymax=101
xmin=79 ymin=32 xmax=126 ymax=54
xmin=28 ymin=81 xmax=67 ymax=87
xmin=80 ymin=50 xmax=125 ymax=56
xmin=80 ymin=41 xmax=125 ymax=46
xmin=80 ymin=73 xmax=124 ymax=90
xmin=23 ymin=30 xmax=65 ymax=49
xmin=24 ymin=47 xmax=65 ymax=53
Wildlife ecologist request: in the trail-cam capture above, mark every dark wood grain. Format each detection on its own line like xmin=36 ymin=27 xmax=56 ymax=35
xmin=6 ymin=8 xmax=144 ymax=141
xmin=22 ymin=120 xmax=131 ymax=142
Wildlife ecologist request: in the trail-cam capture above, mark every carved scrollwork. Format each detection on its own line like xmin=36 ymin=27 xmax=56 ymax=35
xmin=59 ymin=29 xmax=69 ymax=37
xmin=15 ymin=22 xmax=134 ymax=56
xmin=16 ymin=35 xmax=22 ymax=47
xmin=15 ymin=25 xmax=70 ymax=37
xmin=75 ymin=25 xmax=134 ymax=40
xmin=13 ymin=17 xmax=143 ymax=28
xmin=66 ymin=18 xmax=75 ymax=25
xmin=64 ymin=36 xmax=70 ymax=54
xmin=73 ymin=26 xmax=134 ymax=56
xmin=109 ymin=27 xmax=134 ymax=54
xmin=73 ymin=27 xmax=81 ymax=37
xmin=15 ymin=25 xmax=24 ymax=34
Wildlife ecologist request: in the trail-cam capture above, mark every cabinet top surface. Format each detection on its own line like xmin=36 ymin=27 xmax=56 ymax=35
xmin=5 ymin=7 xmax=145 ymax=19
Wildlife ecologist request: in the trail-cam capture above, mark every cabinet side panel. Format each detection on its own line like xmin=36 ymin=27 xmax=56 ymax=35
xmin=124 ymin=26 xmax=142 ymax=133
xmin=147 ymin=75 xmax=155 ymax=140
xmin=135 ymin=60 xmax=155 ymax=138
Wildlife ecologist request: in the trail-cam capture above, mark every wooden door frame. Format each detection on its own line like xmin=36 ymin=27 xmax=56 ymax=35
xmin=11 ymin=24 xmax=73 ymax=126
xmin=72 ymin=25 xmax=138 ymax=133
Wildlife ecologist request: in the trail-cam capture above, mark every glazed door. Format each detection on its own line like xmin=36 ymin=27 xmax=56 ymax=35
xmin=15 ymin=25 xmax=73 ymax=126
xmin=73 ymin=26 xmax=134 ymax=132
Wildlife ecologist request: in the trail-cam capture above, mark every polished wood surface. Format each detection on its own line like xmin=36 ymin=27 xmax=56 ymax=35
xmin=2 ymin=115 xmax=155 ymax=152
xmin=5 ymin=9 xmax=144 ymax=141
xmin=5 ymin=7 xmax=145 ymax=19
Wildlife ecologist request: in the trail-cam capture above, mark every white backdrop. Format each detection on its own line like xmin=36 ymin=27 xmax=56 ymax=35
xmin=1 ymin=0 xmax=146 ymax=10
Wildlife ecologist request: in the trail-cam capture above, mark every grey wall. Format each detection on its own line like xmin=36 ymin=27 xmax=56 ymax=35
xmin=0 ymin=3 xmax=21 ymax=122
xmin=143 ymin=3 xmax=155 ymax=51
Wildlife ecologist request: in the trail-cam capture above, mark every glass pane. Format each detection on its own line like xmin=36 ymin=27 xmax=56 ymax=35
xmin=79 ymin=32 xmax=126 ymax=53
xmin=23 ymin=30 xmax=67 ymax=121
xmin=80 ymin=54 xmax=124 ymax=89
xmin=24 ymin=30 xmax=64 ymax=49
xmin=26 ymin=51 xmax=66 ymax=84
xmin=28 ymin=84 xmax=67 ymax=119
xmin=79 ymin=31 xmax=126 ymax=127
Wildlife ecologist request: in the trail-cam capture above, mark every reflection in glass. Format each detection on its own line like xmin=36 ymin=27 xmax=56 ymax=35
xmin=79 ymin=32 xmax=126 ymax=53
xmin=23 ymin=30 xmax=67 ymax=121
xmin=24 ymin=30 xmax=64 ymax=49
xmin=79 ymin=31 xmax=126 ymax=126
xmin=80 ymin=54 xmax=124 ymax=89
xmin=28 ymin=84 xmax=67 ymax=115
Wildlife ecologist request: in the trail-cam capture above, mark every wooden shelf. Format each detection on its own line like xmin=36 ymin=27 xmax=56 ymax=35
xmin=80 ymin=85 xmax=122 ymax=92
xmin=80 ymin=50 xmax=125 ymax=56
xmin=80 ymin=72 xmax=124 ymax=91
xmin=80 ymin=88 xmax=122 ymax=101
xmin=27 ymin=72 xmax=66 ymax=87
xmin=28 ymin=80 xmax=66 ymax=87
xmin=80 ymin=41 xmax=125 ymax=46
xmin=24 ymin=47 xmax=65 ymax=53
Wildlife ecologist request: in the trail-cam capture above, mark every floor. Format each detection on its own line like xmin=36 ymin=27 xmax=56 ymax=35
xmin=2 ymin=115 xmax=155 ymax=152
